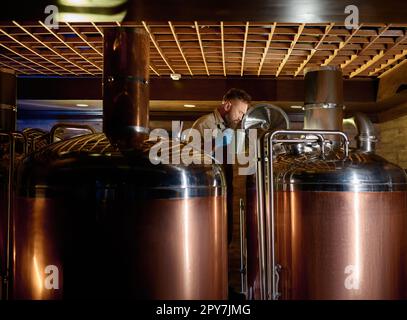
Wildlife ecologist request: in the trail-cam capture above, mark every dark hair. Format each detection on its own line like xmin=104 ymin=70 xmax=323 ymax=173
xmin=222 ymin=88 xmax=251 ymax=104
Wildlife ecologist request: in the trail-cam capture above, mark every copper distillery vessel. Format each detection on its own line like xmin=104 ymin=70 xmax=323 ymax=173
xmin=0 ymin=69 xmax=19 ymax=300
xmin=244 ymin=66 xmax=407 ymax=300
xmin=11 ymin=27 xmax=228 ymax=299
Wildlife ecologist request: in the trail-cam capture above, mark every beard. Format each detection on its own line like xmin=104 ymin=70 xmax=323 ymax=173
xmin=224 ymin=113 xmax=239 ymax=129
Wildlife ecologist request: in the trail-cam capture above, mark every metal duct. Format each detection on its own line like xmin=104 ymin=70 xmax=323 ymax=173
xmin=344 ymin=112 xmax=377 ymax=153
xmin=303 ymin=66 xmax=344 ymax=132
xmin=103 ymin=27 xmax=150 ymax=150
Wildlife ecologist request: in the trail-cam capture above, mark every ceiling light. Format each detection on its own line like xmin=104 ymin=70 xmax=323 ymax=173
xmin=184 ymin=104 xmax=196 ymax=108
xmin=170 ymin=73 xmax=181 ymax=80
xmin=290 ymin=105 xmax=303 ymax=109
xmin=76 ymin=103 xmax=89 ymax=107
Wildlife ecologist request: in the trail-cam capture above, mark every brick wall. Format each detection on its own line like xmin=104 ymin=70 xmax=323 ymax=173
xmin=375 ymin=116 xmax=407 ymax=169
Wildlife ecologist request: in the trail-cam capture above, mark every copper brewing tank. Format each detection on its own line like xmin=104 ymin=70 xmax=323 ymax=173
xmin=11 ymin=27 xmax=228 ymax=299
xmin=274 ymin=152 xmax=407 ymax=299
xmin=0 ymin=69 xmax=17 ymax=300
xmin=246 ymin=67 xmax=407 ymax=300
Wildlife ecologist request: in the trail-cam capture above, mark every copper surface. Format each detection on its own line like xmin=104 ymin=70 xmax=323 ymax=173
xmin=13 ymin=195 xmax=227 ymax=299
xmin=275 ymin=191 xmax=407 ymax=300
xmin=245 ymin=188 xmax=407 ymax=299
xmin=245 ymin=174 xmax=261 ymax=299
xmin=103 ymin=27 xmax=150 ymax=150
xmin=0 ymin=181 xmax=7 ymax=295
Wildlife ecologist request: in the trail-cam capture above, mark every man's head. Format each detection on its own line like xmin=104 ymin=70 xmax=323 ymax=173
xmin=220 ymin=88 xmax=251 ymax=128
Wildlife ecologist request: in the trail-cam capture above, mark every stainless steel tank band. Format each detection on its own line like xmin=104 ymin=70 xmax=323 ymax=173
xmin=119 ymin=125 xmax=150 ymax=134
xmin=26 ymin=186 xmax=225 ymax=199
xmin=303 ymin=103 xmax=344 ymax=110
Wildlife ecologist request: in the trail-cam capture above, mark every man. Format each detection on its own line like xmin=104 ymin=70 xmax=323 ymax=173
xmin=191 ymin=88 xmax=251 ymax=136
xmin=191 ymin=88 xmax=251 ymax=247
xmin=191 ymin=88 xmax=251 ymax=300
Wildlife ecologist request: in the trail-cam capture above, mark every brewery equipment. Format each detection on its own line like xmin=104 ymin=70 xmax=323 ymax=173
xmin=246 ymin=66 xmax=407 ymax=300
xmin=241 ymin=104 xmax=290 ymax=299
xmin=0 ymin=69 xmax=28 ymax=300
xmin=12 ymin=27 xmax=228 ymax=299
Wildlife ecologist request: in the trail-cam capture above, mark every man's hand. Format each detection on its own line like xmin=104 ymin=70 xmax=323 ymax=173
xmin=214 ymin=128 xmax=234 ymax=149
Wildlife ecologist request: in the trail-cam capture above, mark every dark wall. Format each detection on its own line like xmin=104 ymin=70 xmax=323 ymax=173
xmin=1 ymin=0 xmax=407 ymax=23
xmin=17 ymin=76 xmax=377 ymax=103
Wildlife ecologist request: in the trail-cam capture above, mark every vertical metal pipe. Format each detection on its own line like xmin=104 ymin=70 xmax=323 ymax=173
xmin=303 ymin=66 xmax=344 ymax=135
xmin=0 ymin=133 xmax=15 ymax=300
xmin=0 ymin=70 xmax=16 ymax=300
xmin=103 ymin=27 xmax=150 ymax=150
xmin=239 ymin=198 xmax=247 ymax=296
xmin=255 ymin=136 xmax=267 ymax=299
xmin=0 ymin=69 xmax=17 ymax=132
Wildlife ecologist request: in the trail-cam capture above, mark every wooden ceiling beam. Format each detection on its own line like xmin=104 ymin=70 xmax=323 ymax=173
xmin=369 ymin=31 xmax=407 ymax=76
xmin=322 ymin=24 xmax=363 ymax=66
xmin=276 ymin=23 xmax=305 ymax=77
xmin=168 ymin=21 xmax=193 ymax=76
xmin=341 ymin=24 xmax=391 ymax=70
xmin=0 ymin=52 xmax=44 ymax=74
xmin=0 ymin=42 xmax=61 ymax=75
xmin=91 ymin=22 xmax=104 ymax=37
xmin=220 ymin=21 xmax=226 ymax=77
xmin=0 ymin=27 xmax=72 ymax=75
xmin=349 ymin=50 xmax=385 ymax=78
xmin=295 ymin=23 xmax=334 ymax=77
xmin=194 ymin=21 xmax=210 ymax=76
xmin=375 ymin=49 xmax=407 ymax=77
xmin=257 ymin=22 xmax=276 ymax=76
xmin=13 ymin=21 xmax=94 ymax=76
xmin=39 ymin=21 xmax=102 ymax=72
xmin=66 ymin=22 xmax=102 ymax=57
xmin=240 ymin=22 xmax=249 ymax=77
xmin=0 ymin=21 xmax=404 ymax=78
xmin=142 ymin=21 xmax=175 ymax=74
xmin=0 ymin=58 xmax=26 ymax=73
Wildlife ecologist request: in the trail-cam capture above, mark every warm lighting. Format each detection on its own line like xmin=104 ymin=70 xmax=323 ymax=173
xmin=76 ymin=103 xmax=89 ymax=107
xmin=170 ymin=73 xmax=181 ymax=80
xmin=33 ymin=255 xmax=43 ymax=292
xmin=290 ymin=105 xmax=303 ymax=109
xmin=184 ymin=104 xmax=196 ymax=108
xmin=58 ymin=12 xmax=127 ymax=22
xmin=352 ymin=191 xmax=361 ymax=290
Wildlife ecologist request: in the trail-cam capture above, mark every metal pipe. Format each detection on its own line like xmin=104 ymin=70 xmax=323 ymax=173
xmin=49 ymin=123 xmax=96 ymax=144
xmin=239 ymin=198 xmax=247 ymax=296
xmin=303 ymin=66 xmax=344 ymax=144
xmin=345 ymin=113 xmax=377 ymax=153
xmin=0 ymin=69 xmax=17 ymax=132
xmin=264 ymin=132 xmax=274 ymax=300
xmin=0 ymin=132 xmax=16 ymax=300
xmin=103 ymin=27 xmax=150 ymax=150
xmin=255 ymin=135 xmax=267 ymax=299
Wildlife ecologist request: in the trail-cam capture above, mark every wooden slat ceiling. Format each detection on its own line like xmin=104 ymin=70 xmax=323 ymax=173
xmin=0 ymin=21 xmax=406 ymax=78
